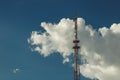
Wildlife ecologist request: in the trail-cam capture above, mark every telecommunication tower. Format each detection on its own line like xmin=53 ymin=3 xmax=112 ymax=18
xmin=73 ymin=17 xmax=80 ymax=80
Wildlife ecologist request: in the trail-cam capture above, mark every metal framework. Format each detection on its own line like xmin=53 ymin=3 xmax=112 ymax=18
xmin=73 ymin=18 xmax=80 ymax=80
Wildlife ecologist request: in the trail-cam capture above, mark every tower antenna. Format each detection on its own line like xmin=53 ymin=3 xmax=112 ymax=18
xmin=73 ymin=17 xmax=80 ymax=80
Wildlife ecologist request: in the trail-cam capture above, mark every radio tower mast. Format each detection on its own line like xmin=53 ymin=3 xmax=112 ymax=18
xmin=73 ymin=17 xmax=80 ymax=80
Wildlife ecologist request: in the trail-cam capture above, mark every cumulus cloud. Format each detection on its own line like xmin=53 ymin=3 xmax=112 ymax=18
xmin=28 ymin=18 xmax=120 ymax=80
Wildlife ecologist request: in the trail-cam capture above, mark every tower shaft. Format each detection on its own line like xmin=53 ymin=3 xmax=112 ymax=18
xmin=73 ymin=18 xmax=80 ymax=80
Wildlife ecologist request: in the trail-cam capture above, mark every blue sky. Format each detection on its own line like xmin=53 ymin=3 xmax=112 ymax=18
xmin=0 ymin=0 xmax=120 ymax=80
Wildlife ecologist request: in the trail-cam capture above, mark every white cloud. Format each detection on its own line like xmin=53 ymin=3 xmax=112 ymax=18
xmin=63 ymin=57 xmax=70 ymax=64
xmin=13 ymin=68 xmax=20 ymax=74
xmin=28 ymin=18 xmax=120 ymax=80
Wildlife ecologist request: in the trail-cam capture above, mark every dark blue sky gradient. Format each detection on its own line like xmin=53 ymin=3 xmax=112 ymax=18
xmin=0 ymin=0 xmax=120 ymax=80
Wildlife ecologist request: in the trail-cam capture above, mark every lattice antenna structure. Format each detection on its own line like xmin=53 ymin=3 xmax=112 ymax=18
xmin=73 ymin=18 xmax=80 ymax=80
